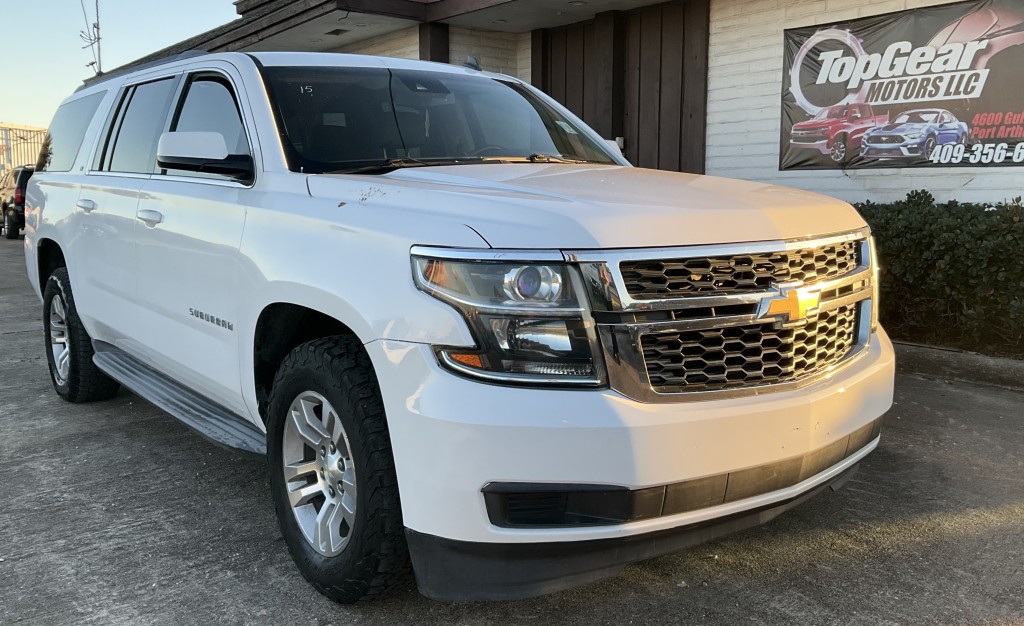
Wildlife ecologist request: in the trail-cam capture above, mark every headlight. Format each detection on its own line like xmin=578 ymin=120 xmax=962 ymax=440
xmin=905 ymin=132 xmax=923 ymax=140
xmin=412 ymin=254 xmax=605 ymax=386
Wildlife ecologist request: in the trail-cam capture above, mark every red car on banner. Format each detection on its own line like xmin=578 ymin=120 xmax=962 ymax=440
xmin=790 ymin=103 xmax=887 ymax=163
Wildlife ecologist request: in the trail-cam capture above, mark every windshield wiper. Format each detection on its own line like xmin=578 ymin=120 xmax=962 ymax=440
xmin=480 ymin=153 xmax=600 ymax=164
xmin=527 ymin=153 xmax=581 ymax=163
xmin=326 ymin=153 xmax=601 ymax=175
xmin=326 ymin=157 xmax=437 ymax=175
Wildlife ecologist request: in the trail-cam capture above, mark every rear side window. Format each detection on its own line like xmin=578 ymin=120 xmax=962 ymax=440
xmin=106 ymin=78 xmax=177 ymax=174
xmin=36 ymin=91 xmax=105 ymax=172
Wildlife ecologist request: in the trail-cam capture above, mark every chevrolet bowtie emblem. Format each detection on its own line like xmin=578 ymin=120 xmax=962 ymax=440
xmin=759 ymin=287 xmax=820 ymax=325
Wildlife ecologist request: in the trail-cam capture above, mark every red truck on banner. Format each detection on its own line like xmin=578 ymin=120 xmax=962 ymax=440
xmin=789 ymin=103 xmax=888 ymax=163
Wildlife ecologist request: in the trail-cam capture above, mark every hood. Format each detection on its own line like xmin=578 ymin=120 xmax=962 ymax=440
xmin=305 ymin=164 xmax=867 ymax=250
xmin=877 ymin=122 xmax=923 ymax=134
xmin=792 ymin=120 xmax=837 ymax=130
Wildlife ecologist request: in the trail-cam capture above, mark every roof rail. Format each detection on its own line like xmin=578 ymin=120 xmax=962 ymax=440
xmin=76 ymin=50 xmax=210 ymax=92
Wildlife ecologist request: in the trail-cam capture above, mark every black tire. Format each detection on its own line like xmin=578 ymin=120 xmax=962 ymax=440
xmin=4 ymin=210 xmax=17 ymax=239
xmin=924 ymin=136 xmax=937 ymax=159
xmin=267 ymin=336 xmax=409 ymax=603
xmin=42 ymin=267 xmax=120 ymax=402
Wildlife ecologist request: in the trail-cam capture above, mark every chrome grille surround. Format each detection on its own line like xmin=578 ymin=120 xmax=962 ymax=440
xmin=565 ymin=229 xmax=875 ymax=403
xmin=620 ymin=239 xmax=859 ymax=298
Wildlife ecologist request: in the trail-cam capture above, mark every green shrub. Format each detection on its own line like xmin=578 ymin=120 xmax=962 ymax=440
xmin=856 ymin=191 xmax=1024 ymax=359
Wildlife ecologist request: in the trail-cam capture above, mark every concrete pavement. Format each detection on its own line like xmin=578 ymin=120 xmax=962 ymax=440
xmin=1 ymin=235 xmax=1022 ymax=625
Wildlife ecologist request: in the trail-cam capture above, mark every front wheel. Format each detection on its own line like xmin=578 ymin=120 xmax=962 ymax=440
xmin=267 ymin=336 xmax=409 ymax=603
xmin=42 ymin=267 xmax=120 ymax=402
xmin=829 ymin=136 xmax=848 ymax=163
xmin=4 ymin=210 xmax=17 ymax=239
xmin=924 ymin=136 xmax=937 ymax=158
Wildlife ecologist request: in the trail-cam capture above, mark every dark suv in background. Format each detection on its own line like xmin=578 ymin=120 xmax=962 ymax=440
xmin=1 ymin=165 xmax=34 ymax=239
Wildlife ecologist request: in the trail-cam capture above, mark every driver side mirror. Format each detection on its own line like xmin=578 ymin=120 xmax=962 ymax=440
xmin=157 ymin=132 xmax=254 ymax=180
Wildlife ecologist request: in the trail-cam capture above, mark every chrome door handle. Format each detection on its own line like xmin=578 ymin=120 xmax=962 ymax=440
xmin=76 ymin=199 xmax=96 ymax=213
xmin=136 ymin=209 xmax=164 ymax=226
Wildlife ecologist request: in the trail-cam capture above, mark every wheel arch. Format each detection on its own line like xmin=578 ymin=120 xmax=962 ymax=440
xmin=37 ymin=238 xmax=67 ymax=292
xmin=251 ymin=301 xmax=370 ymax=424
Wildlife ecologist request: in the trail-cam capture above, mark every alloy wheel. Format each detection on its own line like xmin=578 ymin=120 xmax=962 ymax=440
xmin=830 ymin=140 xmax=847 ymax=162
xmin=49 ymin=294 xmax=71 ymax=385
xmin=281 ymin=391 xmax=357 ymax=557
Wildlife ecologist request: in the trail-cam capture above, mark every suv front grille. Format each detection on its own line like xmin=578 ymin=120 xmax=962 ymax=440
xmin=867 ymin=135 xmax=903 ymax=145
xmin=620 ymin=240 xmax=859 ymax=298
xmin=641 ymin=305 xmax=858 ymax=392
xmin=568 ymin=231 xmax=875 ymax=403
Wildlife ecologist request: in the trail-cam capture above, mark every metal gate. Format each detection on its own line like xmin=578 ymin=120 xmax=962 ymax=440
xmin=0 ymin=124 xmax=47 ymax=175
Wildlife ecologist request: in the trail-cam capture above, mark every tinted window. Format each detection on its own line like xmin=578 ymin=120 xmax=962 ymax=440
xmin=108 ymin=78 xmax=177 ymax=174
xmin=165 ymin=76 xmax=248 ymax=179
xmin=15 ymin=168 xmax=33 ymax=187
xmin=261 ymin=66 xmax=615 ymax=174
xmin=36 ymin=91 xmax=105 ymax=172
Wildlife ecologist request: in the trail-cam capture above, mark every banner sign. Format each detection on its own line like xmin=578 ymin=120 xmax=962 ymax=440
xmin=780 ymin=0 xmax=1024 ymax=170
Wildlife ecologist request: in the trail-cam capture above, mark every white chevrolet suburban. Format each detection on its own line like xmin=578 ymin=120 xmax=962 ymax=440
xmin=25 ymin=51 xmax=894 ymax=602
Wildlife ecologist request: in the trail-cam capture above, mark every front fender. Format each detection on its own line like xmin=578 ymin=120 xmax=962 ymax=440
xmin=236 ymin=201 xmax=483 ymax=418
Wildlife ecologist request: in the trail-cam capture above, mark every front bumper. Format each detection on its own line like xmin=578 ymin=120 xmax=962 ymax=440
xmin=408 ymin=463 xmax=862 ymax=601
xmin=366 ymin=329 xmax=895 ymax=596
xmin=790 ymin=138 xmax=830 ymax=155
xmin=861 ymin=140 xmax=925 ymax=158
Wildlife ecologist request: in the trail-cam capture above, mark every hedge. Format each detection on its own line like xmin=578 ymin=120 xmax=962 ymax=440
xmin=856 ymin=191 xmax=1024 ymax=359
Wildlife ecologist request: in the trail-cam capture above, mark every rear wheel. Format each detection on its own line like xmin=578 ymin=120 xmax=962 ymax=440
xmin=42 ymin=268 xmax=120 ymax=402
xmin=267 ymin=336 xmax=409 ymax=603
xmin=4 ymin=210 xmax=17 ymax=239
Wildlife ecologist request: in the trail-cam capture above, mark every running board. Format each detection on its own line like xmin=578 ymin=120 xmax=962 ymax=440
xmin=92 ymin=343 xmax=267 ymax=455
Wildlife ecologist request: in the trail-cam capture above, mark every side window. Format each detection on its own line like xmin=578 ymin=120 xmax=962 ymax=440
xmin=36 ymin=91 xmax=106 ymax=173
xmin=940 ymin=112 xmax=952 ymax=124
xmin=164 ymin=75 xmax=248 ymax=180
xmin=106 ymin=78 xmax=177 ymax=174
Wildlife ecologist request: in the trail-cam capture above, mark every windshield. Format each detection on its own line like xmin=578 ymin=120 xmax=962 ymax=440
xmin=894 ymin=111 xmax=940 ymax=124
xmin=813 ymin=105 xmax=848 ymax=120
xmin=260 ymin=66 xmax=617 ymax=174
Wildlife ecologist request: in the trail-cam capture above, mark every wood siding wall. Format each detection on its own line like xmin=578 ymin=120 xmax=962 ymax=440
xmin=540 ymin=0 xmax=709 ymax=174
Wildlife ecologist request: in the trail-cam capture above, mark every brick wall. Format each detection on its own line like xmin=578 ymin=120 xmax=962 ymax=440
xmin=449 ymin=27 xmax=522 ymax=77
xmin=705 ymin=0 xmax=1022 ymax=203
xmin=516 ymin=32 xmax=532 ymax=84
xmin=335 ymin=26 xmax=420 ymax=59
xmin=334 ymin=26 xmax=532 ymax=81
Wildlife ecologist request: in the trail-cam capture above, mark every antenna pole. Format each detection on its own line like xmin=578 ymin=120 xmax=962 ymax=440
xmin=94 ymin=0 xmax=102 ymax=74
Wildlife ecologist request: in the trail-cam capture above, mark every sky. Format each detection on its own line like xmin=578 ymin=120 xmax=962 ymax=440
xmin=1 ymin=0 xmax=239 ymax=128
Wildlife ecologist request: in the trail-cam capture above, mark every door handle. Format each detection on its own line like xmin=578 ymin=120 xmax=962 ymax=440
xmin=136 ymin=209 xmax=164 ymax=226
xmin=76 ymin=199 xmax=96 ymax=213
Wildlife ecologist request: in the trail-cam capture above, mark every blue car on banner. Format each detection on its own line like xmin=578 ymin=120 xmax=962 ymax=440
xmin=860 ymin=109 xmax=970 ymax=160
